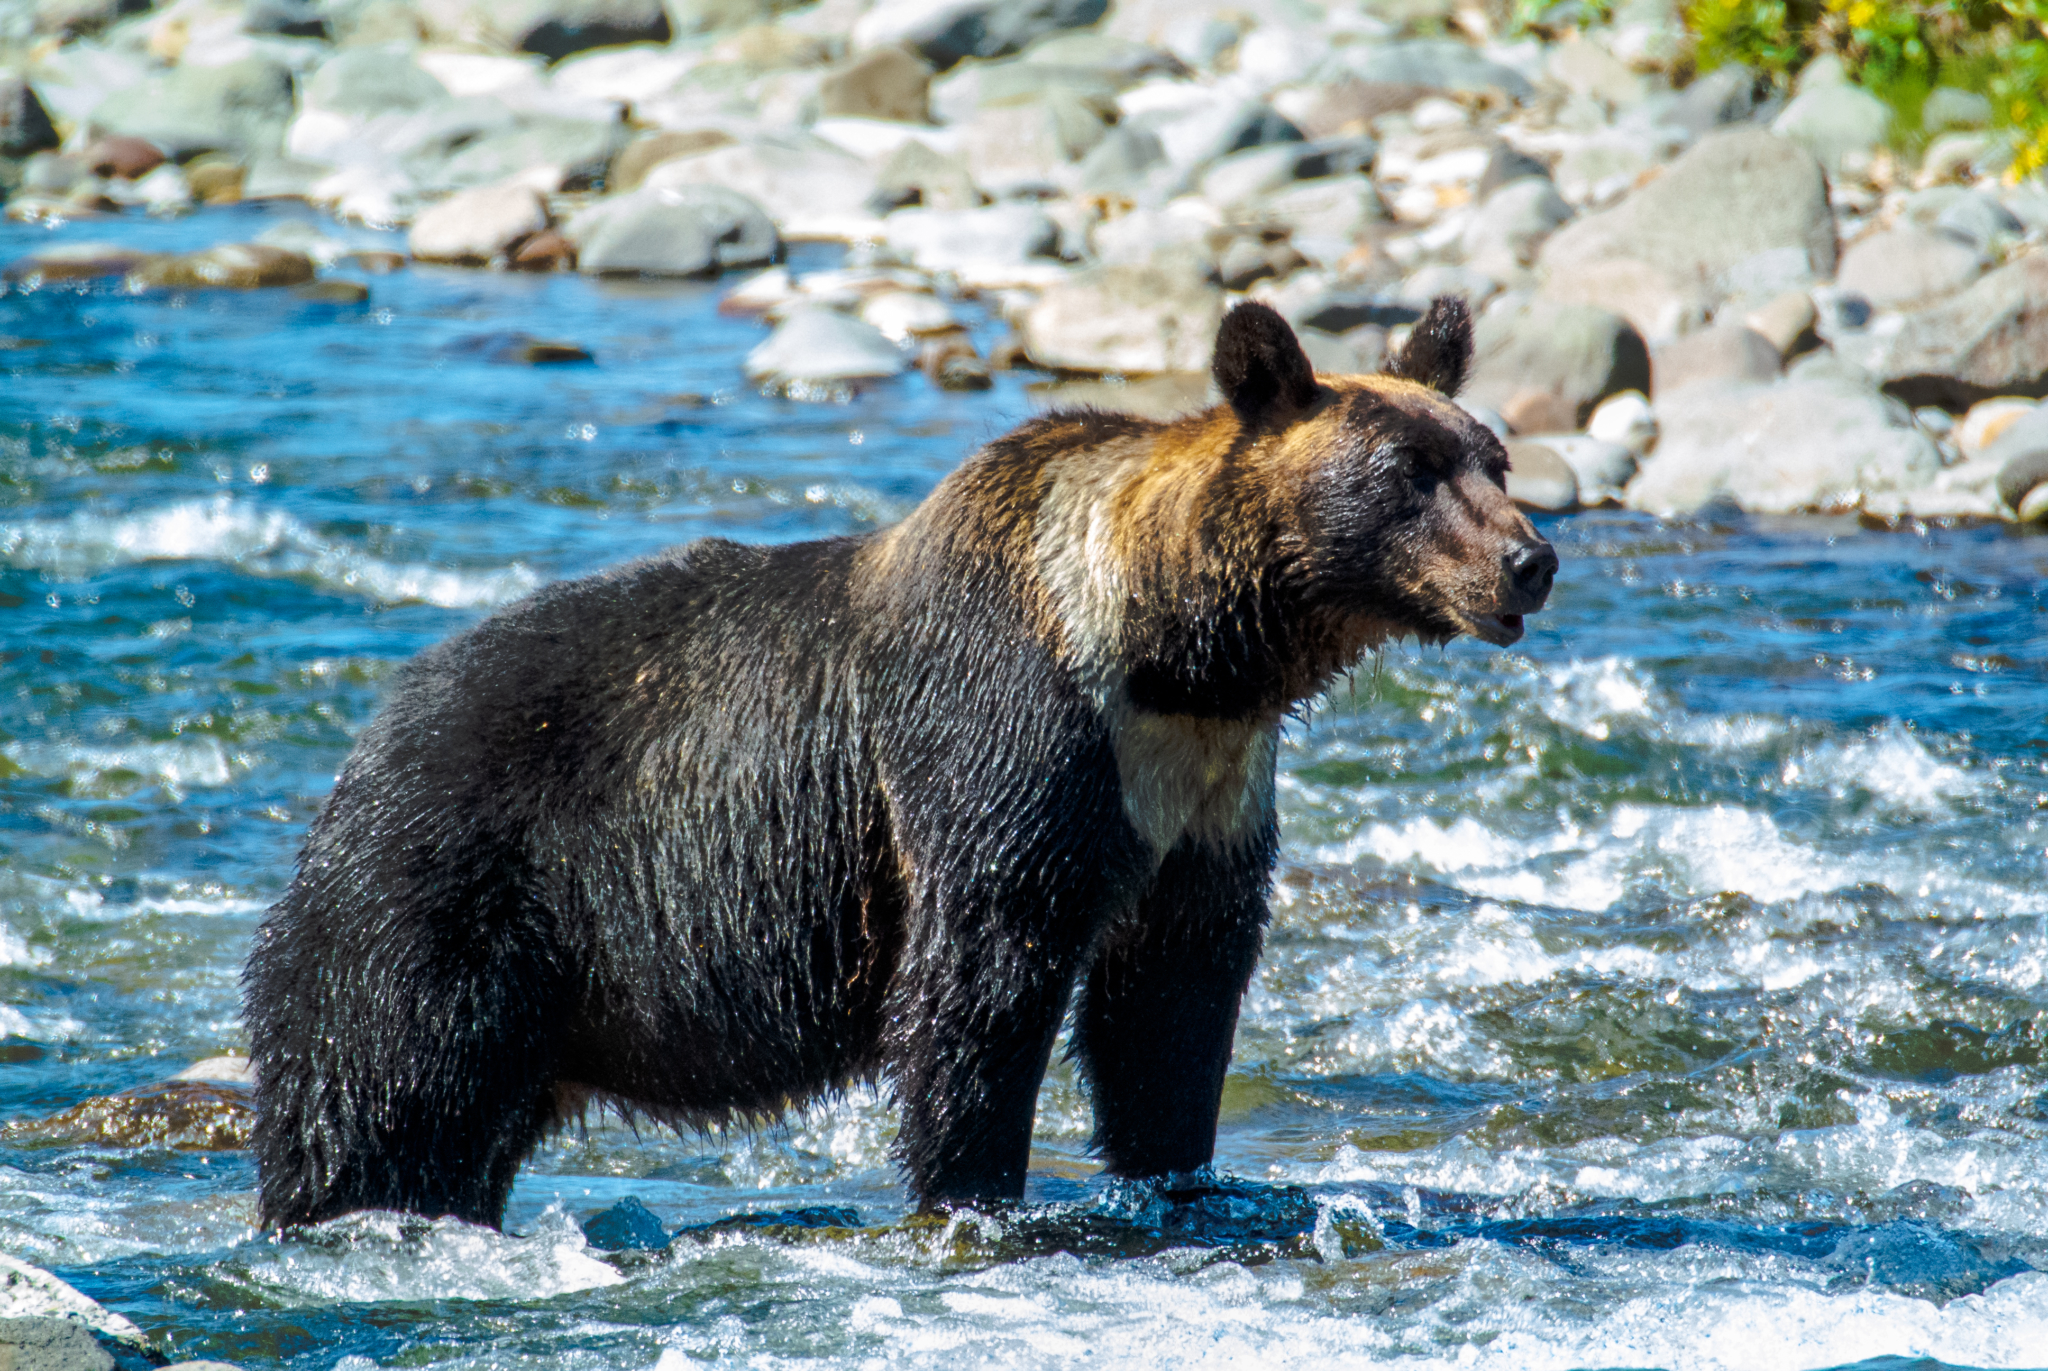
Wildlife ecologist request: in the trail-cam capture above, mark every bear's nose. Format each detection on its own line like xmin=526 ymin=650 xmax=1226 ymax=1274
xmin=1508 ymin=541 xmax=1557 ymax=604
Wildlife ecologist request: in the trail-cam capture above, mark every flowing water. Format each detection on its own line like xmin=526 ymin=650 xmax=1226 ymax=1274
xmin=3 ymin=206 xmax=2048 ymax=1371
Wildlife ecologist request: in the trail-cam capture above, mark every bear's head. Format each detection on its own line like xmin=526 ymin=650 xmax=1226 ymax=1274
xmin=1211 ymin=298 xmax=1557 ymax=685
xmin=1102 ymin=297 xmax=1558 ymax=715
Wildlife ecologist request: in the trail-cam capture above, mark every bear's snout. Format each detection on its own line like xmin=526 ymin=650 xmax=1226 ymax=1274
xmin=1507 ymin=540 xmax=1558 ymax=609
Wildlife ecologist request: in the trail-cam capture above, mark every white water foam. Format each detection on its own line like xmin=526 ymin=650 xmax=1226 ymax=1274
xmin=2 ymin=736 xmax=248 ymax=797
xmin=0 ymin=497 xmax=539 ymax=608
xmin=230 ymin=1206 xmax=622 ymax=1305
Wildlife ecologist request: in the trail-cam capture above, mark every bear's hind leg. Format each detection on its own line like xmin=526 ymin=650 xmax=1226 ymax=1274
xmin=1073 ymin=839 xmax=1272 ymax=1179
xmin=247 ymin=886 xmax=567 ymax=1230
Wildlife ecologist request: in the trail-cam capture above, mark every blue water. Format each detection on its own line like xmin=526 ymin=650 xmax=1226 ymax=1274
xmin=4 ymin=205 xmax=2048 ymax=1371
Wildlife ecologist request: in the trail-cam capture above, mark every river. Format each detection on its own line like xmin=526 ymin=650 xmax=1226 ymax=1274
xmin=3 ymin=205 xmax=2046 ymax=1371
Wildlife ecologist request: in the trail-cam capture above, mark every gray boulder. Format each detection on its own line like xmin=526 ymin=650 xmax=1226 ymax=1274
xmin=91 ymin=56 xmax=296 ymax=160
xmin=479 ymin=0 xmax=673 ymax=61
xmin=1461 ymin=177 xmax=1572 ymax=272
xmin=883 ymin=203 xmax=1058 ymax=278
xmin=1538 ymin=129 xmax=1835 ymax=341
xmin=745 ymin=307 xmax=906 ymax=391
xmin=302 ymin=49 xmax=447 ymax=119
xmin=853 ymin=0 xmax=1110 ymax=71
xmin=1 ymin=74 xmax=60 ymax=158
xmin=1465 ymin=294 xmax=1652 ymax=432
xmin=1917 ymin=190 xmax=2025 ymax=256
xmin=1504 ymin=441 xmax=1580 ymax=512
xmin=817 ymin=45 xmax=933 ymax=123
xmin=1254 ymin=176 xmax=1384 ymax=266
xmin=1983 ymin=407 xmax=2048 ymax=511
xmin=0 ymin=1253 xmax=149 ymax=1351
xmin=437 ymin=118 xmax=626 ymax=190
xmin=1771 ymin=80 xmax=1890 ymax=175
xmin=0 ymin=1317 xmax=112 ymax=1371
xmin=1629 ymin=377 xmax=1940 ymax=514
xmin=1652 ymin=323 xmax=1781 ymax=395
xmin=1337 ymin=39 xmax=1534 ymax=101
xmin=31 ymin=0 xmax=147 ymax=38
xmin=641 ymin=134 xmax=879 ymax=238
xmin=569 ymin=185 xmax=777 ymax=275
xmin=1836 ymin=225 xmax=1982 ymax=310
xmin=1832 ymin=255 xmax=2048 ymax=409
xmin=1022 ymin=258 xmax=1224 ymax=374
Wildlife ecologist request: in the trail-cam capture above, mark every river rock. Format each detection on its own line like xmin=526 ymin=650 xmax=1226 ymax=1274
xmin=1 ymin=74 xmax=60 ymax=158
xmin=0 ymin=1255 xmax=146 ymax=1350
xmin=1653 ymin=324 xmax=1780 ymax=395
xmin=1920 ymin=190 xmax=2024 ymax=257
xmin=1744 ymin=289 xmax=1818 ymax=356
xmin=642 ymin=135 xmax=879 ymax=238
xmin=1337 ymin=39 xmax=1534 ymax=102
xmin=871 ymin=138 xmax=979 ymax=212
xmin=245 ymin=0 xmax=328 ymax=37
xmin=1771 ymin=79 xmax=1890 ymax=175
xmin=818 ymin=45 xmax=933 ymax=122
xmin=957 ymin=96 xmax=1106 ymax=196
xmin=1465 ymin=294 xmax=1651 ymax=432
xmin=1022 ymin=258 xmax=1224 ymax=374
xmin=1954 ymin=397 xmax=2037 ymax=459
xmin=1255 ymin=176 xmax=1384 ymax=266
xmin=1504 ymin=441 xmax=1580 ymax=511
xmin=90 ymin=55 xmax=295 ymax=160
xmin=854 ymin=0 xmax=1110 ymax=71
xmin=1628 ymin=377 xmax=1941 ymax=515
xmin=478 ymin=0 xmax=674 ymax=60
xmin=128 ymin=243 xmax=317 ymax=290
xmin=1461 ymin=176 xmax=1573 ymax=273
xmin=439 ymin=117 xmax=625 ymax=190
xmin=1835 ymin=225 xmax=1982 ymax=310
xmin=83 ymin=134 xmax=163 ymax=179
xmin=0 ymin=1080 xmax=255 ymax=1148
xmin=303 ymin=48 xmax=447 ymax=119
xmin=1587 ymin=389 xmax=1656 ymax=455
xmin=1983 ymin=407 xmax=2048 ymax=510
xmin=609 ymin=130 xmax=734 ymax=191
xmin=1524 ymin=432 xmax=1639 ymax=499
xmin=1832 ymin=255 xmax=2048 ymax=409
xmin=1538 ymin=129 xmax=1835 ymax=341
xmin=0 ymin=1317 xmax=114 ymax=1371
xmin=568 ymin=185 xmax=776 ymax=275
xmin=861 ymin=290 xmax=957 ymax=340
xmin=883 ymin=203 xmax=1058 ymax=281
xmin=408 ymin=183 xmax=551 ymax=264
xmin=745 ymin=306 xmax=906 ymax=391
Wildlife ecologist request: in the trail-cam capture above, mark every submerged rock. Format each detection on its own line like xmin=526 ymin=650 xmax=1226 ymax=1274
xmin=0 ymin=1080 xmax=253 ymax=1150
xmin=128 ymin=244 xmax=316 ymax=290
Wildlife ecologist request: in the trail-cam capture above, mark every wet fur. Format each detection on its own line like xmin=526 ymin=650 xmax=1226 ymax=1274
xmin=245 ymin=298 xmax=1555 ymax=1229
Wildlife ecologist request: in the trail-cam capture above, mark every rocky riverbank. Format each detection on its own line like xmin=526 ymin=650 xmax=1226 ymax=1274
xmin=3 ymin=0 xmax=2047 ymax=522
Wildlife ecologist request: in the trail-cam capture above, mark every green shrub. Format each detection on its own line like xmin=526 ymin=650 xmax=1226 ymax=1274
xmin=1686 ymin=0 xmax=2048 ymax=177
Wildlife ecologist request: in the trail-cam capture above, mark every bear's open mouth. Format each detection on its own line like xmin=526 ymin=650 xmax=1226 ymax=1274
xmin=1461 ymin=611 xmax=1525 ymax=646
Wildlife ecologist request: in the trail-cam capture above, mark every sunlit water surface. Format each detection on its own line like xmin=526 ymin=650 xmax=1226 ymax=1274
xmin=3 ymin=207 xmax=2047 ymax=1371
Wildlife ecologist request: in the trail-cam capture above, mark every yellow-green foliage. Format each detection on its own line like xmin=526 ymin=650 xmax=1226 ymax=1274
xmin=1685 ymin=0 xmax=2048 ymax=176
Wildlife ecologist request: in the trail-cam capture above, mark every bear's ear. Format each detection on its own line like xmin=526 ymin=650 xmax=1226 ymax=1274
xmin=1387 ymin=295 xmax=1472 ymax=397
xmin=1212 ymin=301 xmax=1319 ymax=425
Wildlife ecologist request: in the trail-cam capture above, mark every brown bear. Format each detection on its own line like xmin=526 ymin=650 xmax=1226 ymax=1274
xmin=243 ymin=297 xmax=1556 ymax=1229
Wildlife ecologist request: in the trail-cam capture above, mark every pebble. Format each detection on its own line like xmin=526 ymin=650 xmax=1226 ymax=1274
xmin=1586 ymin=390 xmax=1657 ymax=455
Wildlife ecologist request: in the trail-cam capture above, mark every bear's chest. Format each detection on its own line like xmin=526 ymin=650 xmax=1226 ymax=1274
xmin=1107 ymin=708 xmax=1278 ymax=859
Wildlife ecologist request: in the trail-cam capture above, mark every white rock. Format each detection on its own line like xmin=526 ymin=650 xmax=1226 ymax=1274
xmin=745 ymin=307 xmax=906 ymax=390
xmin=643 ymin=134 xmax=881 ymax=240
xmin=860 ymin=290 xmax=957 ymax=339
xmin=1586 ymin=389 xmax=1657 ymax=455
xmin=884 ymin=203 xmax=1060 ymax=280
xmin=1022 ymin=259 xmax=1224 ymax=374
xmin=175 ymin=1055 xmax=256 ymax=1085
xmin=1517 ymin=433 xmax=1639 ymax=501
xmin=0 ymin=1253 xmax=148 ymax=1348
xmin=1628 ymin=377 xmax=1942 ymax=515
xmin=408 ymin=183 xmax=550 ymax=263
xmin=1955 ymin=397 xmax=2038 ymax=460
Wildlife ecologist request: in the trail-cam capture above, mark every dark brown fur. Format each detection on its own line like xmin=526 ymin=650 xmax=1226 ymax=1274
xmin=243 ymin=298 xmax=1556 ymax=1228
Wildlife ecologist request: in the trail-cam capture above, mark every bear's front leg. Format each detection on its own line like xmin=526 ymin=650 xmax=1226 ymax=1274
xmin=1072 ymin=835 xmax=1274 ymax=1180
